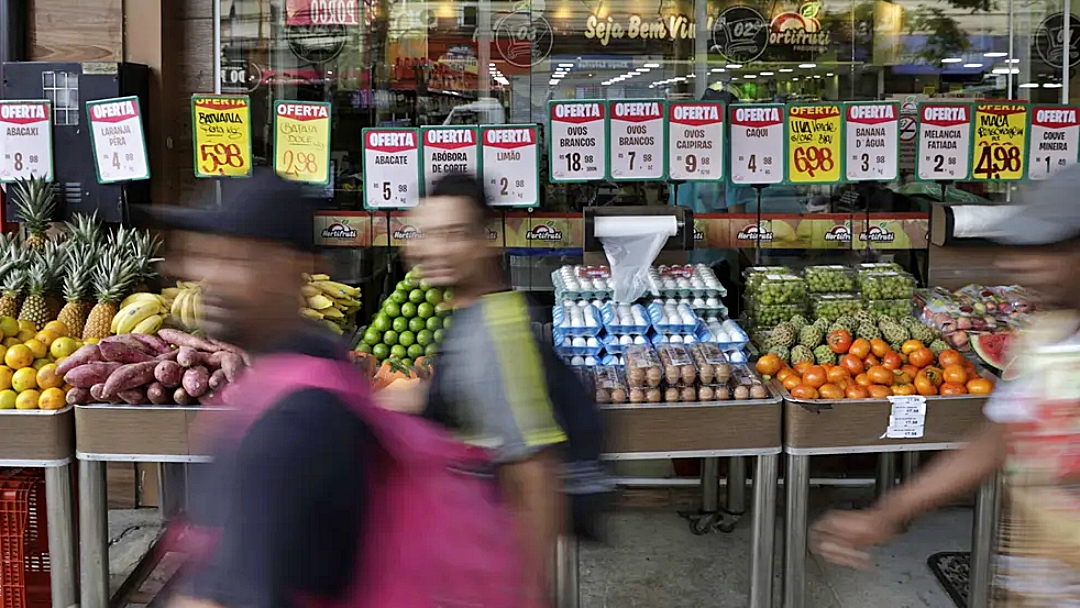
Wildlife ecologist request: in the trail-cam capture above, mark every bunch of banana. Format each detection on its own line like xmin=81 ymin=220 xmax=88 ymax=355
xmin=164 ymin=280 xmax=203 ymax=331
xmin=112 ymin=292 xmax=170 ymax=335
xmin=300 ymin=274 xmax=361 ymax=335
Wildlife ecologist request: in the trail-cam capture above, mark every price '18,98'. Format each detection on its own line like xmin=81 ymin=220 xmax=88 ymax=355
xmin=565 ymin=152 xmax=594 ymax=172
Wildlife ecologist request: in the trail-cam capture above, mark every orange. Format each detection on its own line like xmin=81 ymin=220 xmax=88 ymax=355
xmin=43 ymin=321 xmax=68 ymax=337
xmin=23 ymin=339 xmax=46 ymax=359
xmin=14 ymin=389 xmax=39 ymax=410
xmin=37 ymin=387 xmax=65 ymax=411
xmin=0 ymin=390 xmax=14 ymax=410
xmin=33 ymin=330 xmax=58 ymax=348
xmin=2 ymin=337 xmax=19 ymax=348
xmin=967 ymin=378 xmax=994 ymax=395
xmin=0 ymin=366 xmax=13 ymax=391
xmin=35 ymin=364 xmax=62 ymax=390
xmin=15 ymin=329 xmax=34 ymax=343
xmin=16 ymin=320 xmax=35 ymax=334
xmin=11 ymin=367 xmax=37 ymax=392
xmin=32 ymin=358 xmax=49 ymax=370
xmin=4 ymin=344 xmax=33 ymax=370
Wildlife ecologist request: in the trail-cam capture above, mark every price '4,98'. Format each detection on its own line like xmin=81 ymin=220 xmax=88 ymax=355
xmin=200 ymin=143 xmax=246 ymax=174
xmin=973 ymin=143 xmax=1022 ymax=179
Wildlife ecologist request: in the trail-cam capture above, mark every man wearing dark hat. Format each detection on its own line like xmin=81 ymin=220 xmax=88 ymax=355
xmin=811 ymin=164 xmax=1080 ymax=605
xmin=149 ymin=168 xmax=372 ymax=608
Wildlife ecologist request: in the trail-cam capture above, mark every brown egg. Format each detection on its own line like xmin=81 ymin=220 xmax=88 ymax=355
xmin=611 ymin=388 xmax=628 ymax=403
xmin=595 ymin=389 xmax=611 ymax=403
xmin=646 ymin=367 xmax=662 ymax=386
xmin=629 ymin=388 xmax=645 ymax=403
xmin=700 ymin=368 xmax=715 ymax=383
xmin=664 ymin=364 xmax=680 ymax=378
xmin=646 ymin=388 xmax=662 ymax=403
xmin=750 ymin=385 xmax=768 ymax=400
xmin=714 ymin=386 xmax=730 ymax=400
xmin=716 ymin=364 xmax=731 ymax=378
xmin=680 ymin=387 xmax=697 ymax=402
xmin=628 ymin=368 xmax=646 ymax=384
xmin=698 ymin=386 xmax=715 ymax=401
xmin=665 ymin=388 xmax=680 ymax=402
xmin=734 ymin=386 xmax=750 ymax=400
xmin=681 ymin=364 xmax=696 ymax=378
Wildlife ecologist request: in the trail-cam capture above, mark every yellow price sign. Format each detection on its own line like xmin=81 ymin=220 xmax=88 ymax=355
xmin=971 ymin=102 xmax=1028 ymax=181
xmin=274 ymin=101 xmax=332 ymax=185
xmin=787 ymin=103 xmax=843 ymax=184
xmin=191 ymin=95 xmax=252 ymax=178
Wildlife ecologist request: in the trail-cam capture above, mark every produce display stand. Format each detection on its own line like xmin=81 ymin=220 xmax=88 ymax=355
xmin=560 ymin=393 xmax=783 ymax=608
xmin=0 ymin=407 xmax=78 ymax=608
xmin=75 ymin=403 xmax=230 ymax=608
xmin=776 ymin=384 xmax=999 ymax=608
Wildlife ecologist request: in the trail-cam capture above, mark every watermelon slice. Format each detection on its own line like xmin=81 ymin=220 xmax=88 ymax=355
xmin=972 ymin=332 xmax=1010 ymax=370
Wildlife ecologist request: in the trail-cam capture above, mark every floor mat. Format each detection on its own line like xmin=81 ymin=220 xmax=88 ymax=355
xmin=927 ymin=551 xmax=970 ymax=608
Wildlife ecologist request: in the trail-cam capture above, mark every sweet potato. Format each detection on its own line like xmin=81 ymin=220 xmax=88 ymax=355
xmin=101 ymin=335 xmax=154 ymax=354
xmin=130 ymin=333 xmax=172 ymax=355
xmin=158 ymin=329 xmax=219 ymax=352
xmin=173 ymin=387 xmax=194 ymax=406
xmin=99 ymin=339 xmax=155 ymax=364
xmin=183 ymin=366 xmax=210 ymax=398
xmin=90 ymin=384 xmax=107 ymax=402
xmin=102 ymin=361 xmax=158 ymax=398
xmin=209 ymin=339 xmax=250 ymax=365
xmin=177 ymin=346 xmax=210 ymax=368
xmin=208 ymin=369 xmax=227 ymax=391
xmin=118 ymin=388 xmax=147 ymax=405
xmin=146 ymin=382 xmax=171 ymax=405
xmin=218 ymin=352 xmax=243 ymax=382
xmin=65 ymin=362 xmax=122 ymax=388
xmin=56 ymin=344 xmax=103 ymax=375
xmin=66 ymin=387 xmax=92 ymax=406
xmin=154 ymin=361 xmax=183 ymax=388
xmin=155 ymin=350 xmax=179 ymax=361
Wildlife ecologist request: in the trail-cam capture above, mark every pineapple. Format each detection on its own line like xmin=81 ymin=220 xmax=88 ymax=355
xmin=83 ymin=251 xmax=136 ymax=340
xmin=57 ymin=244 xmax=98 ymax=337
xmin=18 ymin=256 xmax=52 ymax=330
xmin=64 ymin=211 xmax=102 ymax=246
xmin=0 ymin=268 xmax=25 ymax=319
xmin=128 ymin=228 xmax=163 ymax=292
xmin=9 ymin=176 xmax=56 ymax=250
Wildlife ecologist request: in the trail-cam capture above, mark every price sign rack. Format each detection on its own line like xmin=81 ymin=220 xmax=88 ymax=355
xmin=843 ymin=101 xmax=901 ymax=260
xmin=914 ymin=101 xmax=974 ymax=209
xmin=969 ymin=101 xmax=1029 ymax=183
xmin=729 ymin=103 xmax=788 ymax=262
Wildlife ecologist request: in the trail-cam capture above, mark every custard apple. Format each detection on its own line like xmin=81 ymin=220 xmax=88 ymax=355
xmin=881 ymin=322 xmax=909 ymax=344
xmin=814 ymin=317 xmax=830 ymax=331
xmin=790 ymin=344 xmax=814 ymax=364
xmin=911 ymin=323 xmax=936 ymax=344
xmin=857 ymin=322 xmax=882 ymax=341
xmin=770 ymin=323 xmax=797 ymax=348
xmin=799 ymin=325 xmax=824 ymax=349
xmin=789 ymin=314 xmax=808 ymax=332
xmin=768 ymin=345 xmax=791 ymax=363
xmin=813 ymin=344 xmax=836 ymax=365
xmin=929 ymin=339 xmax=949 ymax=357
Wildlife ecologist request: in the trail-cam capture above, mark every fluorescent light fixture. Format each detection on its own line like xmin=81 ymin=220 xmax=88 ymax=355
xmin=941 ymin=57 xmax=962 ymax=63
xmin=1007 ymin=58 xmax=1020 ymax=63
xmin=558 ymin=63 xmax=574 ymax=68
xmin=553 ymin=73 xmax=566 ymax=79
xmin=489 ymin=62 xmax=496 ymax=67
xmin=726 ymin=63 xmax=742 ymax=69
xmin=760 ymin=71 xmax=774 ymax=76
xmin=687 ymin=73 xmax=696 ymax=78
xmin=549 ymin=80 xmax=558 ymax=86
xmin=711 ymin=68 xmax=726 ymax=73
xmin=799 ymin=63 xmax=816 ymax=68
xmin=1019 ymin=82 xmax=1038 ymax=88
xmin=963 ymin=63 xmax=983 ymax=68
xmin=1045 ymin=82 xmax=1063 ymax=88
xmin=674 ymin=76 xmax=687 ymax=82
xmin=984 ymin=52 xmax=1007 ymax=57
xmin=992 ymin=67 xmax=1019 ymax=74
xmin=792 ymin=77 xmax=799 ymax=81
xmin=744 ymin=74 xmax=757 ymax=79
xmin=636 ymin=68 xmax=650 ymax=73
xmin=730 ymin=76 xmax=738 ymax=80
xmin=644 ymin=63 xmax=660 ymax=68
xmin=813 ymin=75 xmax=821 ymax=79
xmin=825 ymin=72 xmax=834 ymax=76
xmin=779 ymin=68 xmax=793 ymax=72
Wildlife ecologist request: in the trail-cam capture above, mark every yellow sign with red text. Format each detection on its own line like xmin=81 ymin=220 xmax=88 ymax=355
xmin=191 ymin=95 xmax=252 ymax=178
xmin=787 ymin=104 xmax=843 ymax=184
xmin=274 ymin=101 xmax=332 ymax=185
xmin=971 ymin=102 xmax=1028 ymax=181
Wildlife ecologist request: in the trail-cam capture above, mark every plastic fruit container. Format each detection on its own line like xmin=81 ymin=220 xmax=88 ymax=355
xmin=742 ymin=266 xmax=794 ymax=293
xmin=752 ymin=274 xmax=807 ymax=305
xmin=803 ymin=265 xmax=855 ymax=293
xmin=810 ymin=293 xmax=865 ymax=321
xmin=855 ymin=262 xmax=902 ymax=274
xmin=866 ymin=298 xmax=913 ymax=319
xmin=857 ymin=271 xmax=915 ymax=300
xmin=747 ymin=301 xmax=806 ymax=328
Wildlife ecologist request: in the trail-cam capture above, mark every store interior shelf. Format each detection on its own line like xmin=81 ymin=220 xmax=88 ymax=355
xmin=74 ymin=404 xmax=230 ymax=461
xmin=0 ymin=407 xmax=74 ymax=463
xmin=602 ymin=398 xmax=781 ymax=457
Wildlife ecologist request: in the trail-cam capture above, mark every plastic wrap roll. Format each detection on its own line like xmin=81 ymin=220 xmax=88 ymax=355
xmin=593 ymin=215 xmax=678 ymax=238
xmin=952 ymin=205 xmax=1018 ymax=239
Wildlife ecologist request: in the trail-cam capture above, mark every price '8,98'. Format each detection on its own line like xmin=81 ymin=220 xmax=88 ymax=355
xmin=200 ymin=143 xmax=245 ymax=173
xmin=793 ymin=146 xmax=834 ymax=177
xmin=282 ymin=150 xmax=319 ymax=176
xmin=9 ymin=152 xmax=40 ymax=172
xmin=973 ymin=143 xmax=1021 ymax=179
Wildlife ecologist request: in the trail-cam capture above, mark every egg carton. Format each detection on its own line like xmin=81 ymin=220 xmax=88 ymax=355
xmin=652 ymin=295 xmax=728 ymax=316
xmin=651 ymin=264 xmax=727 ymax=298
xmin=551 ymin=269 xmax=614 ymax=301
xmin=553 ymin=327 xmax=604 ymax=357
xmin=600 ymin=332 xmax=652 ymax=354
xmin=701 ymin=319 xmax=750 ymax=352
xmin=562 ymin=354 xmax=601 ymax=367
xmin=601 ymin=302 xmax=652 ymax=335
xmin=649 ymin=324 xmax=709 ymax=346
xmin=646 ymin=301 xmax=701 ymax=335
xmin=551 ymin=303 xmax=603 ymax=337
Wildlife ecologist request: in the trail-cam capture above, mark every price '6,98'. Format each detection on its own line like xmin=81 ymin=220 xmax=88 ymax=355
xmin=200 ymin=143 xmax=245 ymax=173
xmin=793 ymin=146 xmax=834 ymax=176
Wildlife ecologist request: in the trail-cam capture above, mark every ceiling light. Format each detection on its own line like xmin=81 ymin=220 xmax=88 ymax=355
xmin=1007 ymin=58 xmax=1020 ymax=63
xmin=644 ymin=63 xmax=660 ymax=68
xmin=549 ymin=80 xmax=558 ymax=86
xmin=992 ymin=67 xmax=1019 ymax=74
xmin=760 ymin=71 xmax=774 ymax=76
xmin=963 ymin=63 xmax=983 ymax=68
xmin=730 ymin=76 xmax=738 ymax=80
xmin=799 ymin=63 xmax=816 ymax=68
xmin=636 ymin=68 xmax=650 ymax=72
xmin=726 ymin=64 xmax=742 ymax=69
xmin=674 ymin=76 xmax=687 ymax=82
xmin=779 ymin=68 xmax=793 ymax=73
xmin=711 ymin=68 xmax=726 ymax=73
xmin=553 ymin=73 xmax=566 ymax=79
xmin=941 ymin=57 xmax=962 ymax=63
xmin=744 ymin=74 xmax=757 ymax=79
xmin=825 ymin=72 xmax=834 ymax=76
xmin=1019 ymin=82 xmax=1038 ymax=88
xmin=813 ymin=75 xmax=821 ymax=79
xmin=792 ymin=77 xmax=799 ymax=81
xmin=489 ymin=62 xmax=496 ymax=67
xmin=558 ymin=63 xmax=574 ymax=68
xmin=1045 ymin=82 xmax=1063 ymax=88
xmin=984 ymin=52 xmax=1007 ymax=57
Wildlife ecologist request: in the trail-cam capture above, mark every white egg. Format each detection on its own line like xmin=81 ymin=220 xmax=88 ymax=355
xmin=633 ymin=336 xmax=646 ymax=345
xmin=584 ymin=356 xmax=597 ymax=366
xmin=572 ymin=337 xmax=587 ymax=347
xmin=691 ymin=279 xmax=704 ymax=287
xmin=619 ymin=335 xmax=632 ymax=345
xmin=577 ymin=300 xmax=590 ymax=308
xmin=669 ymin=334 xmax=683 ymax=343
xmin=693 ymin=298 xmax=706 ymax=308
xmin=562 ymin=337 xmax=573 ymax=346
xmin=571 ymin=356 xmax=585 ymax=366
xmin=571 ymin=318 xmax=583 ymax=328
xmin=706 ymin=297 xmax=719 ymax=307
xmin=585 ymin=316 xmax=597 ymax=327
xmin=591 ymin=299 xmax=602 ymax=308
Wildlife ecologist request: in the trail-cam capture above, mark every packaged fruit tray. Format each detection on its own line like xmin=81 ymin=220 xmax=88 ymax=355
xmin=866 ymin=298 xmax=913 ymax=319
xmin=804 ymin=265 xmax=856 ymax=293
xmin=647 ymin=301 xmax=701 ymax=335
xmin=749 ymin=274 xmax=807 ymax=305
xmin=552 ymin=303 xmax=603 ymax=337
xmin=855 ymin=262 xmax=903 ymax=274
xmin=743 ymin=266 xmax=794 ymax=293
xmin=811 ymin=293 xmax=865 ymax=321
xmin=553 ymin=328 xmax=603 ymax=357
xmin=857 ymin=270 xmax=916 ymax=300
xmin=747 ymin=302 xmax=807 ymax=328
xmin=601 ymin=302 xmax=652 ymax=335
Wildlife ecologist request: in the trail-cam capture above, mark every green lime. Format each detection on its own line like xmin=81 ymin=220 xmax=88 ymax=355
xmin=397 ymin=280 xmax=411 ymax=292
xmin=372 ymin=343 xmax=390 ymax=360
xmin=390 ymin=290 xmax=408 ymax=305
xmin=426 ymin=316 xmax=442 ymax=332
xmin=420 ymin=279 xmax=432 ymax=290
xmin=416 ymin=329 xmax=433 ymax=346
xmin=406 ymin=267 xmax=421 ymax=281
xmin=442 ymin=317 xmax=452 ymax=330
xmin=425 ymin=289 xmax=442 ymax=305
xmin=372 ymin=314 xmax=392 ymax=332
xmin=409 ymin=289 xmax=425 ymax=304
xmin=407 ymin=344 xmax=424 ymax=359
xmin=399 ymin=331 xmax=416 ymax=347
xmin=409 ymin=317 xmax=427 ymax=332
xmin=433 ymin=328 xmax=446 ymax=343
xmin=363 ymin=329 xmax=381 ymax=346
xmin=401 ymin=357 xmax=413 ymax=367
xmin=356 ymin=343 xmax=373 ymax=354
xmin=435 ymin=301 xmax=452 ymax=317
xmin=443 ymin=289 xmax=454 ymax=302
xmin=401 ymin=302 xmax=418 ymax=318
xmin=402 ymin=276 xmax=417 ymax=290
xmin=383 ymin=330 xmax=399 ymax=346
xmin=417 ymin=303 xmax=434 ymax=319
xmin=392 ymin=316 xmax=409 ymax=333
xmin=382 ymin=301 xmax=401 ymax=318
xmin=425 ymin=343 xmax=439 ymax=356
xmin=390 ymin=344 xmax=407 ymax=359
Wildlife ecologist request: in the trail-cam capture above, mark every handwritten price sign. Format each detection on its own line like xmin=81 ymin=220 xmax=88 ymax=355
xmin=787 ymin=103 xmax=843 ymax=184
xmin=971 ymin=102 xmax=1028 ymax=181
xmin=192 ymin=95 xmax=252 ymax=178
xmin=274 ymin=101 xmax=331 ymax=185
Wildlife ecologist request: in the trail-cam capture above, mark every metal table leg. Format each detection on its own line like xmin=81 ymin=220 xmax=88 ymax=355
xmin=783 ymin=453 xmax=811 ymax=608
xmin=555 ymin=535 xmax=579 ymax=608
xmin=80 ymin=460 xmax=109 ymax=608
xmin=969 ymin=473 xmax=1000 ymax=608
xmin=875 ymin=452 xmax=897 ymax=499
xmin=45 ymin=464 xmax=76 ymax=608
xmin=702 ymin=457 xmax=720 ymax=513
xmin=900 ymin=452 xmax=920 ymax=483
xmin=749 ymin=454 xmax=778 ymax=608
xmin=727 ymin=456 xmax=747 ymax=515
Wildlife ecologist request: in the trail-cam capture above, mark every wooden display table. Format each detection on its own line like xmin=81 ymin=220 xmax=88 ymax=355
xmin=0 ymin=408 xmax=77 ymax=608
xmin=777 ymin=384 xmax=997 ymax=608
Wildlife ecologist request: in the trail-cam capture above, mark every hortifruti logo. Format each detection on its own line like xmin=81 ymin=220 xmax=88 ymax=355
xmin=693 ymin=220 xmax=706 ymax=244
xmin=823 ymin=224 xmax=852 ymax=243
xmin=525 ymin=222 xmax=564 ymax=242
xmin=858 ymin=222 xmax=911 ymax=248
xmin=736 ymin=220 xmax=803 ymax=243
xmin=321 ymin=221 xmax=358 ymax=240
xmin=393 ymin=224 xmax=424 ymax=240
xmin=736 ymin=222 xmax=774 ymax=242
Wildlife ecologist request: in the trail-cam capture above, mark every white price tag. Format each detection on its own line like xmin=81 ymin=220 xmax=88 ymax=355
xmin=916 ymin=103 xmax=972 ymax=181
xmin=882 ymin=396 xmax=927 ymax=439
xmin=421 ymin=126 xmax=478 ymax=194
xmin=481 ymin=125 xmax=539 ymax=207
xmin=1027 ymin=105 xmax=1080 ymax=180
xmin=608 ymin=100 xmax=665 ymax=180
xmin=0 ymin=101 xmax=53 ymax=183
xmin=844 ymin=102 xmax=899 ymax=182
xmin=667 ymin=101 xmax=724 ymax=181
xmin=548 ymin=101 xmax=606 ymax=182
xmin=729 ymin=104 xmax=785 ymax=185
xmin=362 ymin=128 xmax=421 ymax=209
xmin=86 ymin=97 xmax=150 ymax=183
